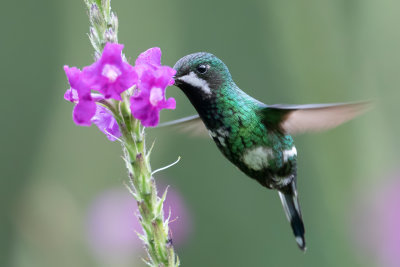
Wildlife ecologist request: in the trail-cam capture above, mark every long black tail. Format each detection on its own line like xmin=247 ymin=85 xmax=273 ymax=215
xmin=278 ymin=181 xmax=306 ymax=251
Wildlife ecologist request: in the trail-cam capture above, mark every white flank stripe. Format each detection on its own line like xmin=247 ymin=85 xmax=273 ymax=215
xmin=178 ymin=71 xmax=212 ymax=95
xmin=208 ymin=130 xmax=217 ymax=138
xmin=216 ymin=128 xmax=229 ymax=137
xmin=217 ymin=136 xmax=226 ymax=147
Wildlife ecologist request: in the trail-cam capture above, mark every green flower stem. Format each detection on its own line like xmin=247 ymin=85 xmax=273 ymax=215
xmin=83 ymin=0 xmax=180 ymax=266
xmin=84 ymin=0 xmax=118 ymax=59
xmin=120 ymin=113 xmax=179 ymax=267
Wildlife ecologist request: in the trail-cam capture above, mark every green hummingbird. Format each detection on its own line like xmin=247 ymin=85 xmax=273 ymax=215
xmin=165 ymin=52 xmax=369 ymax=251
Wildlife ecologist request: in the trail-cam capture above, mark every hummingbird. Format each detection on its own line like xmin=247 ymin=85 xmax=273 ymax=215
xmin=165 ymin=52 xmax=369 ymax=251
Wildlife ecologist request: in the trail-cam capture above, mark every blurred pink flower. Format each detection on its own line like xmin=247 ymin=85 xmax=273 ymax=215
xmin=351 ymin=172 xmax=400 ymax=267
xmin=86 ymin=184 xmax=191 ymax=264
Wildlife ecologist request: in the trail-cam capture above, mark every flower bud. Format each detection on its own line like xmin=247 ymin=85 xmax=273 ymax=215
xmin=110 ymin=12 xmax=119 ymax=31
xmin=90 ymin=27 xmax=99 ymax=42
xmin=90 ymin=4 xmax=102 ymax=25
xmin=104 ymin=28 xmax=117 ymax=43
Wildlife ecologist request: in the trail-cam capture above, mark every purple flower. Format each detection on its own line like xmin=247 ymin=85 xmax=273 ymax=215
xmin=92 ymin=105 xmax=121 ymax=141
xmin=64 ymin=43 xmax=133 ymax=138
xmin=82 ymin=43 xmax=137 ymax=100
xmin=130 ymin=48 xmax=176 ymax=127
xmin=135 ymin=47 xmax=175 ymax=87
xmin=63 ymin=88 xmax=78 ymax=102
xmin=64 ymin=66 xmax=96 ymax=126
xmin=64 ymin=44 xmax=177 ymax=135
xmin=64 ymin=88 xmax=121 ymax=141
xmin=135 ymin=46 xmax=162 ymax=67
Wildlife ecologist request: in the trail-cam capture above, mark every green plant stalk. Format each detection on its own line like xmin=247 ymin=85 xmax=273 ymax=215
xmin=84 ymin=0 xmax=180 ymax=266
xmin=120 ymin=99 xmax=179 ymax=267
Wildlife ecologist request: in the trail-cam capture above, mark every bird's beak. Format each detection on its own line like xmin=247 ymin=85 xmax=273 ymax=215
xmin=173 ymin=75 xmax=182 ymax=86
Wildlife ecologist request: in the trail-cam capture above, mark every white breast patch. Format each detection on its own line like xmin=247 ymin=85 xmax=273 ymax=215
xmin=242 ymin=147 xmax=274 ymax=171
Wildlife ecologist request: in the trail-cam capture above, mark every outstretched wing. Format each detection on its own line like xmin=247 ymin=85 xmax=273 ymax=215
xmin=260 ymin=101 xmax=371 ymax=135
xmin=157 ymin=114 xmax=209 ymax=137
xmin=158 ymin=101 xmax=371 ymax=136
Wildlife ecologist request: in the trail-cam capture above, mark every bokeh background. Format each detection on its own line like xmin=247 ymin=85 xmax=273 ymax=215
xmin=2 ymin=0 xmax=400 ymax=266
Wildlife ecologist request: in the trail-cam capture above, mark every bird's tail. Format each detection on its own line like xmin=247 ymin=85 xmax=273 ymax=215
xmin=278 ymin=181 xmax=306 ymax=251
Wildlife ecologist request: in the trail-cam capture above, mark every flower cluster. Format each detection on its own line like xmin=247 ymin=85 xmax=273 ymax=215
xmin=130 ymin=48 xmax=176 ymax=127
xmin=64 ymin=43 xmax=176 ymax=140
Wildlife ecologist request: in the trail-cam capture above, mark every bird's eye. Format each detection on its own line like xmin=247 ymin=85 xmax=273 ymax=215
xmin=196 ymin=64 xmax=208 ymax=74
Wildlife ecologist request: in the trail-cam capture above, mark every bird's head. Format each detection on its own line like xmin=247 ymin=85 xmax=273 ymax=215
xmin=173 ymin=52 xmax=232 ymax=101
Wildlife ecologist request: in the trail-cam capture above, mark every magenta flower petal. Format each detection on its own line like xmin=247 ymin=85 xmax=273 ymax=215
xmin=168 ymin=78 xmax=175 ymax=86
xmin=130 ymin=103 xmax=160 ymax=127
xmin=160 ymin=97 xmax=176 ymax=110
xmin=64 ymin=89 xmax=105 ymax=105
xmin=64 ymin=66 xmax=81 ymax=89
xmin=64 ymin=88 xmax=78 ymax=102
xmin=73 ymin=100 xmax=97 ymax=126
xmin=82 ymin=43 xmax=137 ymax=100
xmin=138 ymin=66 xmax=176 ymax=91
xmin=92 ymin=105 xmax=121 ymax=141
xmin=64 ymin=65 xmax=97 ymax=126
xmin=133 ymin=47 xmax=175 ymax=86
xmin=130 ymin=48 xmax=176 ymax=127
xmin=135 ymin=47 xmax=161 ymax=66
xmin=64 ymin=66 xmax=92 ymax=98
xmin=130 ymin=86 xmax=175 ymax=127
xmin=130 ymin=96 xmax=154 ymax=125
xmin=143 ymin=111 xmax=160 ymax=127
xmin=130 ymin=93 xmax=176 ymax=127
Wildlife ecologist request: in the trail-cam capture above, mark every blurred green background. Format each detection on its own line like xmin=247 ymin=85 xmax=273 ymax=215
xmin=2 ymin=0 xmax=400 ymax=266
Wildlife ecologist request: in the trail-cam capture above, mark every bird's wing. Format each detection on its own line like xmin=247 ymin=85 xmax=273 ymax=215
xmin=260 ymin=101 xmax=371 ymax=135
xmin=157 ymin=114 xmax=209 ymax=137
